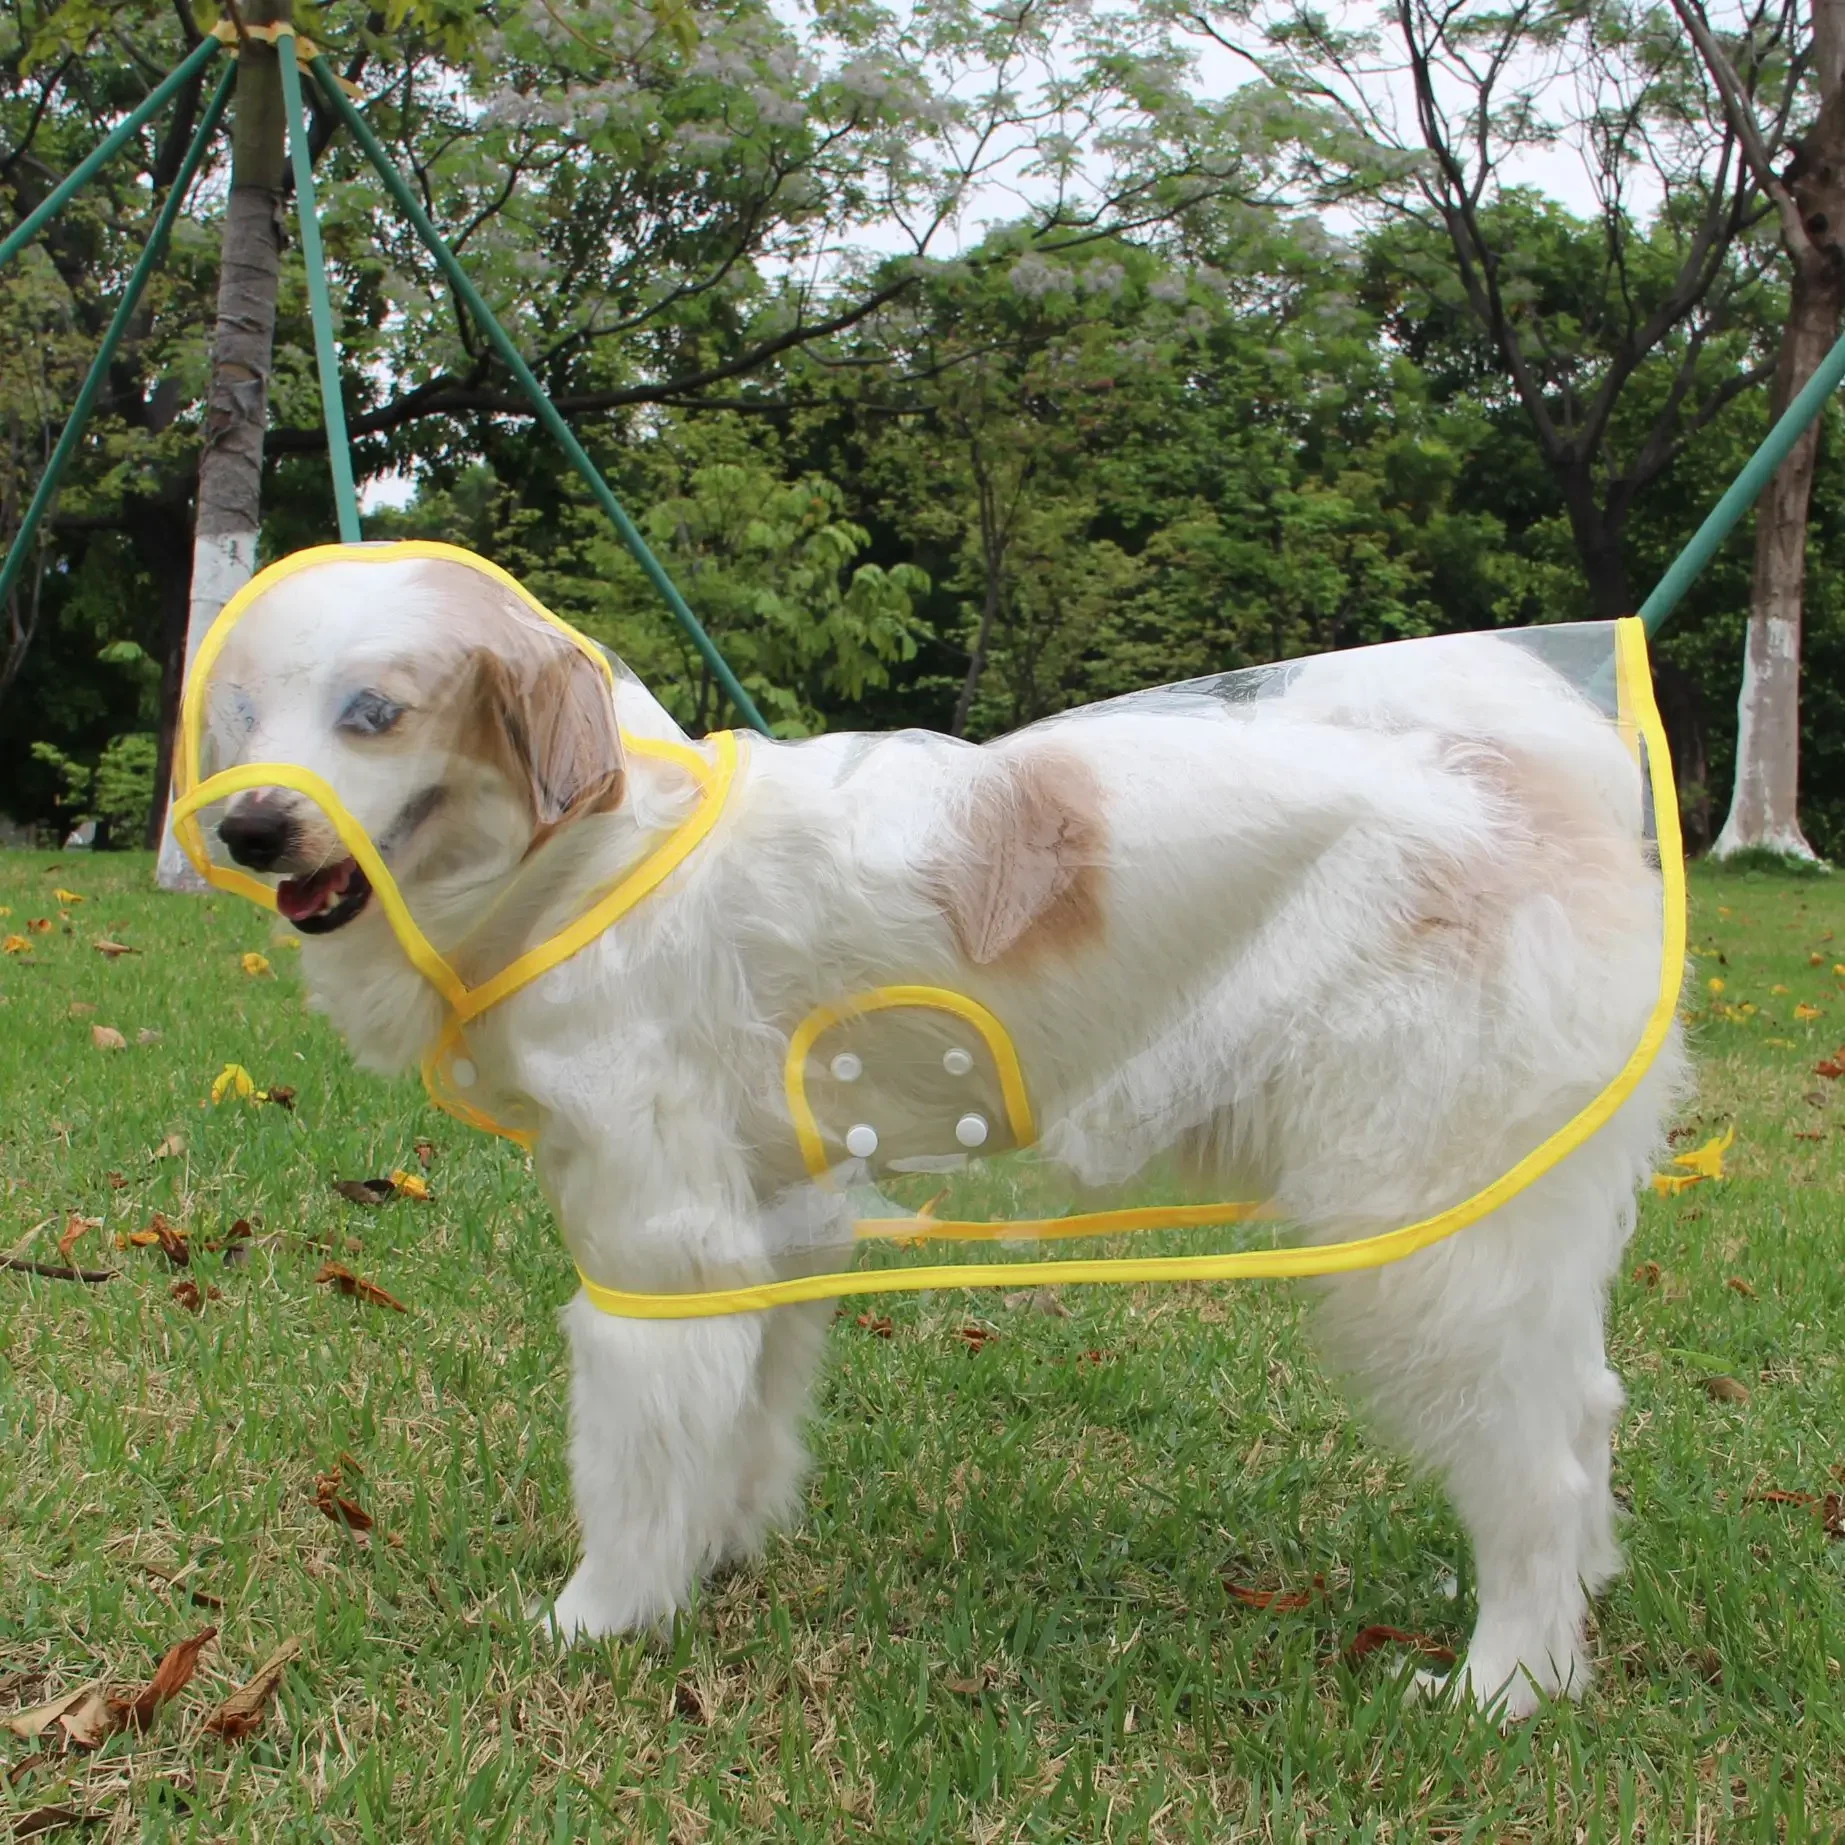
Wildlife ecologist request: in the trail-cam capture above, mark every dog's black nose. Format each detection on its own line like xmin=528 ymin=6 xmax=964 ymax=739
xmin=217 ymin=803 xmax=294 ymax=871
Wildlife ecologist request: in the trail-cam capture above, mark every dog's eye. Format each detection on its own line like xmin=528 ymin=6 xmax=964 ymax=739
xmin=337 ymin=690 xmax=404 ymax=736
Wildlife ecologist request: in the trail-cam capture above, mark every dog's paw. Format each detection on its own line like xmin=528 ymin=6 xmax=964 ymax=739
xmin=1409 ymin=1656 xmax=1554 ymax=1723
xmin=531 ymin=1566 xmax=677 ymax=1648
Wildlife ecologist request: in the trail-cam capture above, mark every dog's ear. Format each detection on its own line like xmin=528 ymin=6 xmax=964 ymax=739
xmin=466 ymin=642 xmax=626 ymax=839
xmin=928 ymin=747 xmax=1107 ymax=966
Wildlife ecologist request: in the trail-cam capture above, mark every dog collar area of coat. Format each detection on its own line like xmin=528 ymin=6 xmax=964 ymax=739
xmin=171 ymin=551 xmax=1685 ymax=1322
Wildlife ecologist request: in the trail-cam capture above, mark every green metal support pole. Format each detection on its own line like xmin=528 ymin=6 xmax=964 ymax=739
xmin=0 ymin=34 xmax=222 ymax=276
xmin=277 ymin=33 xmax=359 ymax=542
xmin=309 ymin=57 xmax=772 ymax=736
xmin=0 ymin=63 xmax=235 ymax=616
xmin=1640 ymin=324 xmax=1845 ymax=635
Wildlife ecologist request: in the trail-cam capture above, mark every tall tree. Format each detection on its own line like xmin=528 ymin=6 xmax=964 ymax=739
xmin=154 ymin=2 xmax=288 ymax=886
xmin=1674 ymin=0 xmax=1840 ymax=858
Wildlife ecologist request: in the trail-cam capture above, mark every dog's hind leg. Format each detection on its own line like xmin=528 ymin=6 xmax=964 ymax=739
xmin=718 ymin=1299 xmax=832 ymax=1569
xmin=1310 ymin=1129 xmax=1650 ymax=1720
xmin=545 ymin=1294 xmax=781 ymax=1642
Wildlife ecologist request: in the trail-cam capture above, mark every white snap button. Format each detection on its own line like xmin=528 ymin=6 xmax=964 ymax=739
xmin=451 ymin=1059 xmax=477 ymax=1089
xmin=954 ymin=1112 xmax=989 ymax=1148
xmin=942 ymin=1047 xmax=974 ymax=1076
xmin=830 ymin=1052 xmax=863 ymax=1082
xmin=845 ymin=1123 xmax=879 ymax=1158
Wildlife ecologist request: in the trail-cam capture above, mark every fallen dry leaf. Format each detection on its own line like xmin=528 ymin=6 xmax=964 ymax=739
xmin=1725 ymin=1275 xmax=1757 ymax=1298
xmin=941 ymin=1672 xmax=993 ymax=1696
xmin=27 ymin=917 xmax=52 ymax=933
xmin=312 ymin=1467 xmax=375 ymax=1534
xmin=151 ymin=1134 xmax=184 ymax=1160
xmin=67 ymin=1001 xmax=95 ymax=1017
xmin=137 ymin=1028 xmax=162 ymax=1046
xmin=1704 ymin=1375 xmax=1751 ymax=1405
xmin=955 ymin=1324 xmax=996 ymax=1352
xmin=255 ymin=1084 xmax=295 ymax=1110
xmin=92 ymin=938 xmax=137 ymax=958
xmin=202 ymin=1637 xmax=301 ymax=1742
xmin=112 ymin=1627 xmax=217 ymax=1736
xmin=14 ymin=1804 xmax=96 ymax=1838
xmin=314 ymin=1263 xmax=408 ymax=1313
xmin=1225 ymin=1576 xmax=1323 ymax=1611
xmin=169 ymin=1279 xmax=222 ymax=1312
xmin=332 ymin=1177 xmax=397 ymax=1206
xmin=1631 ymin=1261 xmax=1662 ymax=1287
xmin=1814 ymin=1050 xmax=1845 ymax=1080
xmin=90 ymin=1025 xmax=126 ymax=1052
xmin=4 ymin=1683 xmax=98 ymax=1740
xmin=1795 ymin=1003 xmax=1825 ymax=1022
xmin=854 ymin=1312 xmax=894 ymax=1338
xmin=1344 ymin=1625 xmax=1457 ymax=1668
xmin=413 ymin=1137 xmax=435 ymax=1170
xmin=57 ymin=1215 xmax=101 ymax=1263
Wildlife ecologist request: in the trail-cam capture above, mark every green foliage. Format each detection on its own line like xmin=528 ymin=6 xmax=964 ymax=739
xmin=27 ymin=728 xmax=157 ymax=840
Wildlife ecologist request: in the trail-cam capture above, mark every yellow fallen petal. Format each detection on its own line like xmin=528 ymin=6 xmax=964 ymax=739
xmin=1651 ymin=1171 xmax=1703 ymax=1197
xmin=1765 ymin=1037 xmax=1796 ymax=1048
xmin=1834 ymin=964 xmax=1845 ymax=977
xmin=1771 ymin=984 xmax=1790 ymax=996
xmin=1672 ymin=1124 xmax=1735 ymax=1182
xmin=2 ymin=933 xmax=28 ymax=954
xmin=210 ymin=1062 xmax=256 ymax=1104
xmin=0 ymin=905 xmax=10 ymax=916
xmin=241 ymin=952 xmax=273 ymax=977
xmin=54 ymin=888 xmax=83 ymax=903
xmin=1706 ymin=977 xmax=1725 ymax=996
xmin=1794 ymin=1003 xmax=1823 ymax=1022
xmin=1717 ymin=906 xmax=1732 ymax=919
xmin=388 ymin=1168 xmax=432 ymax=1200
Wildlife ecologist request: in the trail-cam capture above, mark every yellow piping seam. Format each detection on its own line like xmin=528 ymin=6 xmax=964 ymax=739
xmin=784 ymin=985 xmax=1036 ymax=1178
xmin=577 ymin=617 xmax=1684 ymax=1317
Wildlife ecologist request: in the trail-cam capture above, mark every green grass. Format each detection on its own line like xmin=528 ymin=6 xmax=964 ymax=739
xmin=2 ymin=850 xmax=1841 ymax=1842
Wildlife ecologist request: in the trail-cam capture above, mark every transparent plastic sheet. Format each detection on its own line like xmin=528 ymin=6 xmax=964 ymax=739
xmin=170 ymin=545 xmax=1684 ymax=1319
xmin=578 ymin=617 xmax=1684 ymax=1315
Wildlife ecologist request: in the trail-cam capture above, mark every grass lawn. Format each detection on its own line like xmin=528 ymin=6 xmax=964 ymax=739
xmin=2 ymin=847 xmax=1841 ymax=1842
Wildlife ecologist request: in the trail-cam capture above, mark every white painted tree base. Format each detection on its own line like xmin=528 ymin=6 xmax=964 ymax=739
xmin=155 ymin=529 xmax=260 ymax=891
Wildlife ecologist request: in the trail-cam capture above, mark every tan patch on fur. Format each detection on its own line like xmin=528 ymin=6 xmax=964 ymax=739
xmin=1410 ymin=737 xmax=1639 ymax=951
xmin=931 ymin=747 xmax=1107 ymax=966
xmin=423 ymin=562 xmax=626 ymax=839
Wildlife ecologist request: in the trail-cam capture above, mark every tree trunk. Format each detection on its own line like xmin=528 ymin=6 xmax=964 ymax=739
xmin=155 ymin=4 xmax=290 ymax=887
xmin=1712 ymin=7 xmax=1845 ymax=861
xmin=1712 ymin=269 xmax=1838 ymax=858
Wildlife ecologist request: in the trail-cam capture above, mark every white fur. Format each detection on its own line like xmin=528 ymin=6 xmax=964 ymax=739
xmin=205 ymin=561 xmax=1685 ymax=1720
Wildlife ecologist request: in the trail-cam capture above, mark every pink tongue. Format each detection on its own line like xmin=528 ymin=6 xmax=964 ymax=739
xmin=277 ymin=861 xmax=348 ymax=922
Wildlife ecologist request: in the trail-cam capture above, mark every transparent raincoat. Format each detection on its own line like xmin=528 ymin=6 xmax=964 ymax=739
xmin=172 ymin=543 xmax=1685 ymax=1317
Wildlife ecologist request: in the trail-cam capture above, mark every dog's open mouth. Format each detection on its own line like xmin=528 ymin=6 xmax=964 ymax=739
xmin=277 ymin=857 xmax=372 ymax=934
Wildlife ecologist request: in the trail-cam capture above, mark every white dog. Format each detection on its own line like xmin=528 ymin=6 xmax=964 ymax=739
xmin=198 ymin=551 xmax=1683 ymax=1719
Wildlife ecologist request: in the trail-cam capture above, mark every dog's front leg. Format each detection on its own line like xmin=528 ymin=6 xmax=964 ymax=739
xmin=545 ymin=1293 xmax=786 ymax=1643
